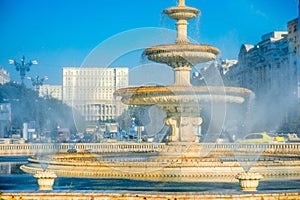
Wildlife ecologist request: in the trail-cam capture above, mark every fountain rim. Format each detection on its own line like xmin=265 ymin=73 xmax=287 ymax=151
xmin=163 ymin=6 xmax=200 ymax=15
xmin=144 ymin=43 xmax=220 ymax=55
xmin=114 ymin=85 xmax=254 ymax=96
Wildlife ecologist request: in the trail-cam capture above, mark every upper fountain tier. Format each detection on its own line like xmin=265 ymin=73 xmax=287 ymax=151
xmin=163 ymin=0 xmax=200 ymax=21
xmin=144 ymin=44 xmax=220 ymax=68
xmin=144 ymin=0 xmax=220 ymax=72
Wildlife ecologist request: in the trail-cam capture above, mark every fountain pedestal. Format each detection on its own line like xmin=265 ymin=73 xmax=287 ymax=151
xmin=235 ymin=172 xmax=263 ymax=192
xmin=34 ymin=170 xmax=57 ymax=190
xmin=165 ymin=116 xmax=202 ymax=142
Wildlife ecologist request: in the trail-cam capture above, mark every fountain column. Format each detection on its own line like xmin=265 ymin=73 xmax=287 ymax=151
xmin=162 ymin=103 xmax=202 ymax=142
xmin=176 ymin=19 xmax=189 ymax=44
xmin=175 ymin=0 xmax=191 ymax=44
xmin=174 ymin=65 xmax=191 ymax=86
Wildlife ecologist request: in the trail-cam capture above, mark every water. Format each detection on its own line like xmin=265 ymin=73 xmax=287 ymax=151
xmin=0 ymin=174 xmax=237 ymax=192
xmin=1 ymin=174 xmax=300 ymax=193
xmin=1 ymin=156 xmax=300 ymax=193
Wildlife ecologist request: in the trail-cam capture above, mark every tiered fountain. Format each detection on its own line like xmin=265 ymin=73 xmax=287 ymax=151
xmin=21 ymin=0 xmax=300 ymax=191
xmin=115 ymin=0 xmax=252 ymax=145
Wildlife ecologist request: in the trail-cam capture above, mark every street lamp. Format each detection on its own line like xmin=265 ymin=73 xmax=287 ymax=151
xmin=27 ymin=75 xmax=47 ymax=141
xmin=27 ymin=75 xmax=48 ymax=93
xmin=9 ymin=56 xmax=38 ymax=85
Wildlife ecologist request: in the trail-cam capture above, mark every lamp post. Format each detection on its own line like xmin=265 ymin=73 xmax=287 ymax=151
xmin=27 ymin=75 xmax=48 ymax=93
xmin=9 ymin=56 xmax=38 ymax=86
xmin=27 ymin=75 xmax=48 ymax=142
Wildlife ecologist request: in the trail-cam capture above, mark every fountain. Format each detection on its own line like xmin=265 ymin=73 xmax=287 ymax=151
xmin=20 ymin=0 xmax=300 ymax=191
xmin=115 ymin=0 xmax=252 ymax=144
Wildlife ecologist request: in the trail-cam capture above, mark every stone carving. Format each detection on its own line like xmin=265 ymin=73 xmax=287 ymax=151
xmin=235 ymin=172 xmax=263 ymax=192
xmin=34 ymin=170 xmax=57 ymax=190
xmin=165 ymin=117 xmax=179 ymax=142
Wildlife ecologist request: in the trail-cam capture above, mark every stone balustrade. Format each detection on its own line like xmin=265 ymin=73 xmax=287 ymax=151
xmin=0 ymin=142 xmax=165 ymax=155
xmin=201 ymin=143 xmax=300 ymax=155
xmin=0 ymin=142 xmax=299 ymax=156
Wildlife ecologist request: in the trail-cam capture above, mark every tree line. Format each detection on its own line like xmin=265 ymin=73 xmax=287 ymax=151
xmin=0 ymin=82 xmax=78 ymax=136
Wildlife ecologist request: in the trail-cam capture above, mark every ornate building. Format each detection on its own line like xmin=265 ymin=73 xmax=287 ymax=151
xmin=0 ymin=67 xmax=10 ymax=85
xmin=237 ymin=31 xmax=294 ymax=99
xmin=288 ymin=16 xmax=300 ymax=98
xmin=223 ymin=18 xmax=299 ymax=131
xmin=62 ymin=67 xmax=128 ymax=122
xmin=226 ymin=2 xmax=299 ymax=100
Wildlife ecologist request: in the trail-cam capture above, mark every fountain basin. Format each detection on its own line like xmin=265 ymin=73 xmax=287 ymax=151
xmin=21 ymin=150 xmax=300 ymax=183
xmin=114 ymin=85 xmax=253 ymax=106
xmin=144 ymin=44 xmax=220 ymax=67
xmin=163 ymin=6 xmax=200 ymax=20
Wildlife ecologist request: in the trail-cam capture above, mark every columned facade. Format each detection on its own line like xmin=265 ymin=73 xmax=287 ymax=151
xmin=288 ymin=17 xmax=300 ymax=98
xmin=224 ymin=31 xmax=298 ymax=131
xmin=62 ymin=67 xmax=128 ymax=122
xmin=236 ymin=32 xmax=293 ymax=99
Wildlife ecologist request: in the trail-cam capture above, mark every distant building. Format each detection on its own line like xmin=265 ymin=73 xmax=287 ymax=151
xmin=226 ymin=31 xmax=294 ymax=100
xmin=62 ymin=67 xmax=129 ymax=122
xmin=224 ymin=31 xmax=297 ymax=131
xmin=288 ymin=17 xmax=300 ymax=98
xmin=219 ymin=59 xmax=238 ymax=75
xmin=0 ymin=67 xmax=10 ymax=85
xmin=224 ymin=2 xmax=300 ymax=100
xmin=218 ymin=59 xmax=239 ymax=86
xmin=0 ymin=103 xmax=11 ymax=138
xmin=39 ymin=84 xmax=62 ymax=100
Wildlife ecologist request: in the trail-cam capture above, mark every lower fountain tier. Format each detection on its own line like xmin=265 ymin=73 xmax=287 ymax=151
xmin=114 ymin=85 xmax=253 ymax=106
xmin=21 ymin=148 xmax=300 ymax=183
xmin=115 ymin=86 xmax=253 ymax=142
xmin=20 ymin=158 xmax=300 ymax=182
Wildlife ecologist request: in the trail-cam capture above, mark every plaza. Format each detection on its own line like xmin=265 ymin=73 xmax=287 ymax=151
xmin=0 ymin=0 xmax=300 ymax=199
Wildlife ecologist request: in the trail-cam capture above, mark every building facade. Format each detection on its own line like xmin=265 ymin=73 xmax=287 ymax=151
xmin=62 ymin=67 xmax=129 ymax=122
xmin=39 ymin=84 xmax=62 ymax=100
xmin=219 ymin=59 xmax=238 ymax=76
xmin=0 ymin=103 xmax=11 ymax=138
xmin=223 ymin=29 xmax=299 ymax=131
xmin=236 ymin=31 xmax=294 ymax=99
xmin=288 ymin=17 xmax=300 ymax=98
xmin=0 ymin=67 xmax=10 ymax=85
xmin=226 ymin=4 xmax=300 ymax=100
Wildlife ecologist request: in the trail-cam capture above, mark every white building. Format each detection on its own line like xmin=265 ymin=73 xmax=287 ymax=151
xmin=219 ymin=59 xmax=238 ymax=75
xmin=0 ymin=103 xmax=11 ymax=138
xmin=0 ymin=67 xmax=10 ymax=85
xmin=288 ymin=17 xmax=300 ymax=98
xmin=39 ymin=84 xmax=62 ymax=100
xmin=223 ymin=30 xmax=298 ymax=131
xmin=235 ymin=31 xmax=293 ymax=99
xmin=62 ymin=67 xmax=129 ymax=122
xmin=225 ymin=2 xmax=300 ymax=100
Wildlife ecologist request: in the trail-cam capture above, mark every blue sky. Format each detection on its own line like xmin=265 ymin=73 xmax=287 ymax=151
xmin=0 ymin=0 xmax=298 ymax=85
